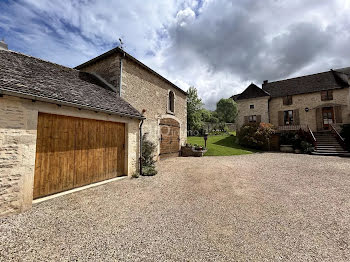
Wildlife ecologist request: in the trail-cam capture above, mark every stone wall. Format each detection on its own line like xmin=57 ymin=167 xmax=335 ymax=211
xmin=269 ymin=88 xmax=350 ymax=131
xmin=0 ymin=95 xmax=140 ymax=217
xmin=80 ymin=52 xmax=188 ymax=157
xmin=122 ymin=58 xmax=187 ymax=155
xmin=236 ymin=97 xmax=270 ymax=130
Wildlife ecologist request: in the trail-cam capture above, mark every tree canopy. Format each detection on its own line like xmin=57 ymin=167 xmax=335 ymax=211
xmin=216 ymin=98 xmax=237 ymax=123
xmin=187 ymin=86 xmax=203 ymax=131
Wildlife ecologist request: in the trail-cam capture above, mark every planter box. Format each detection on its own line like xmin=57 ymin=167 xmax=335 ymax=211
xmin=280 ymin=145 xmax=294 ymax=153
xmin=181 ymin=146 xmax=207 ymax=157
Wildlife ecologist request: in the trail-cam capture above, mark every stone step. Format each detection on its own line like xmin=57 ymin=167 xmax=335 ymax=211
xmin=311 ymin=152 xmax=345 ymax=156
xmin=314 ymin=150 xmax=348 ymax=154
xmin=316 ymin=147 xmax=345 ymax=151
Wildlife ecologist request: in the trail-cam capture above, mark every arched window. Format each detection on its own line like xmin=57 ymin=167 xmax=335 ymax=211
xmin=168 ymin=91 xmax=175 ymax=113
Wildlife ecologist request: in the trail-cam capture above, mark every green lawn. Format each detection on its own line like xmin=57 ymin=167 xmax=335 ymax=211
xmin=187 ymin=134 xmax=255 ymax=156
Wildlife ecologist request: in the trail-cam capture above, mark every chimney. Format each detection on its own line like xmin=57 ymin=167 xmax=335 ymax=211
xmin=0 ymin=39 xmax=8 ymax=50
xmin=263 ymin=80 xmax=268 ymax=85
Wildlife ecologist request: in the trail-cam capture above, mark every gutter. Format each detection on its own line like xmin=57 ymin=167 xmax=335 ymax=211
xmin=139 ymin=119 xmax=144 ymax=176
xmin=0 ymin=89 xmax=145 ymax=120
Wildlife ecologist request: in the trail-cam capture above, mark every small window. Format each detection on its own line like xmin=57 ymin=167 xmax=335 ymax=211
xmin=249 ymin=115 xmax=257 ymax=123
xmin=250 ymin=104 xmax=254 ymax=109
xmin=284 ymin=110 xmax=293 ymax=125
xmin=168 ymin=91 xmax=175 ymax=113
xmin=283 ymin=96 xmax=293 ymax=105
xmin=321 ymin=90 xmax=333 ymax=101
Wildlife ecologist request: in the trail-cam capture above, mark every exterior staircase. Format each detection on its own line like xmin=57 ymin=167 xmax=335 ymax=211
xmin=312 ymin=132 xmax=349 ymax=156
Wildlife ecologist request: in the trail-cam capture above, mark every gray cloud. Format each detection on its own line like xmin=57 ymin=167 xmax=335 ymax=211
xmin=1 ymin=0 xmax=349 ymax=110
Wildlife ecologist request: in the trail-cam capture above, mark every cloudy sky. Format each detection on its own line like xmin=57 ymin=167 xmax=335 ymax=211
xmin=1 ymin=0 xmax=349 ymax=109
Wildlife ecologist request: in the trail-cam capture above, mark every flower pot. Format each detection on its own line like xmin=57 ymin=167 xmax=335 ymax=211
xmin=280 ymin=145 xmax=294 ymax=153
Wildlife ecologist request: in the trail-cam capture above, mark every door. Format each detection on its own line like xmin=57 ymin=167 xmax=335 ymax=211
xmin=322 ymin=107 xmax=334 ymax=130
xmin=159 ymin=118 xmax=180 ymax=158
xmin=34 ymin=113 xmax=125 ymax=199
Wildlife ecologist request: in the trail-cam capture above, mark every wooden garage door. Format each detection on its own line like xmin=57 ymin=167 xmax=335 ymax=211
xmin=159 ymin=118 xmax=180 ymax=158
xmin=33 ymin=113 xmax=125 ymax=199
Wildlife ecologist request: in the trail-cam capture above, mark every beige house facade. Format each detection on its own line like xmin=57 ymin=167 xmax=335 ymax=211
xmin=76 ymin=47 xmax=187 ymax=159
xmin=1 ymin=48 xmax=156 ymax=217
xmin=234 ymin=69 xmax=350 ymax=133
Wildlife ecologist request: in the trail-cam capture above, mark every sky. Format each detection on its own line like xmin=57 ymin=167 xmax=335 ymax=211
xmin=1 ymin=0 xmax=350 ymax=110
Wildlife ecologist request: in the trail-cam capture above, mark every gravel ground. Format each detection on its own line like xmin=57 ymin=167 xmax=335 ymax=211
xmin=1 ymin=153 xmax=350 ymax=261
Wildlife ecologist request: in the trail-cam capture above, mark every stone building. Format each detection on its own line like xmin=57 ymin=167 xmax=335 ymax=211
xmin=0 ymin=43 xmax=187 ymax=216
xmin=233 ymin=68 xmax=350 ymax=154
xmin=76 ymin=47 xmax=188 ymax=159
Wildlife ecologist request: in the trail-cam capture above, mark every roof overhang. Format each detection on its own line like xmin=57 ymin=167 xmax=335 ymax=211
xmin=0 ymin=89 xmax=145 ymax=120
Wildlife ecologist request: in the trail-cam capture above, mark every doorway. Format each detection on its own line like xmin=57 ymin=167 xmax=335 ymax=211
xmin=322 ymin=107 xmax=334 ymax=130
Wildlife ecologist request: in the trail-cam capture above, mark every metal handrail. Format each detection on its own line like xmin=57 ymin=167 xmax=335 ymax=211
xmin=307 ymin=125 xmax=317 ymax=146
xmin=330 ymin=124 xmax=345 ymax=142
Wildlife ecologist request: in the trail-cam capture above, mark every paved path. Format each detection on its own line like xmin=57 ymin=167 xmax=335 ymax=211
xmin=1 ymin=153 xmax=350 ymax=261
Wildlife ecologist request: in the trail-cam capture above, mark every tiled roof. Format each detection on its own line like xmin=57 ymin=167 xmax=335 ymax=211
xmin=232 ymin=83 xmax=270 ymax=101
xmin=0 ymin=50 xmax=143 ymax=119
xmin=262 ymin=68 xmax=350 ymax=98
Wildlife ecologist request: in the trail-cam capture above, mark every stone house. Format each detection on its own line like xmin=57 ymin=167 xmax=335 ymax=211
xmin=233 ymin=69 xmax=350 ymax=154
xmin=0 ymin=45 xmax=186 ymax=216
xmin=234 ymin=68 xmax=350 ymax=132
xmin=76 ymin=47 xmax=188 ymax=159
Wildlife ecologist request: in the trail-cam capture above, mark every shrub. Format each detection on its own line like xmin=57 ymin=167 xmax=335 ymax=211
xmin=141 ymin=134 xmax=157 ymax=176
xmin=301 ymin=141 xmax=314 ymax=154
xmin=237 ymin=123 xmax=276 ymax=150
xmin=280 ymin=129 xmax=314 ymax=150
xmin=341 ymin=124 xmax=350 ymax=150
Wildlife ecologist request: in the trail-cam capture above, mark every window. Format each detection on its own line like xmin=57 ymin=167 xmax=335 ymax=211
xmin=249 ymin=115 xmax=257 ymax=122
xmin=321 ymin=90 xmax=333 ymax=101
xmin=250 ymin=104 xmax=254 ymax=109
xmin=284 ymin=110 xmax=293 ymax=125
xmin=283 ymin=95 xmax=293 ymax=105
xmin=168 ymin=91 xmax=175 ymax=113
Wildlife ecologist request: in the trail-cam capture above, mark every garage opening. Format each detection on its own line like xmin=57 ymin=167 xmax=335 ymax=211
xmin=33 ymin=113 xmax=125 ymax=199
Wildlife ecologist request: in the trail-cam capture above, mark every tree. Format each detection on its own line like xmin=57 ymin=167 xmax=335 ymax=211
xmin=216 ymin=98 xmax=237 ymax=123
xmin=187 ymin=87 xmax=203 ymax=131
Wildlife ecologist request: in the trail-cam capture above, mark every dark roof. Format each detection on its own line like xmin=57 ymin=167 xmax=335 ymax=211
xmin=262 ymin=68 xmax=350 ymax=98
xmin=0 ymin=50 xmax=143 ymax=119
xmin=232 ymin=83 xmax=270 ymax=101
xmin=75 ymin=47 xmax=187 ymax=96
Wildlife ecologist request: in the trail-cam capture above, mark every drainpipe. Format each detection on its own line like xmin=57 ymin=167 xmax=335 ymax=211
xmin=139 ymin=119 xmax=144 ymax=176
xmin=119 ymin=51 xmax=125 ymax=96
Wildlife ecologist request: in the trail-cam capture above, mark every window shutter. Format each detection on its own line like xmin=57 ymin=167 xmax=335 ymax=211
xmin=288 ymin=96 xmax=292 ymax=105
xmin=328 ymin=90 xmax=333 ymax=100
xmin=256 ymin=115 xmax=261 ymax=123
xmin=283 ymin=97 xmax=288 ymax=105
xmin=321 ymin=91 xmax=327 ymax=101
xmin=293 ymin=109 xmax=300 ymax=125
xmin=244 ymin=116 xmax=249 ymax=124
xmin=335 ymin=106 xmax=342 ymax=123
xmin=278 ymin=111 xmax=284 ymax=126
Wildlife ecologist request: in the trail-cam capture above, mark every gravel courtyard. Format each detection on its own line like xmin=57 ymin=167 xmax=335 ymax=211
xmin=1 ymin=153 xmax=350 ymax=261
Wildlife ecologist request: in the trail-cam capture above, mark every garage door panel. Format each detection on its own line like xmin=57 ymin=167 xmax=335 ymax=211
xmin=34 ymin=113 xmax=125 ymax=199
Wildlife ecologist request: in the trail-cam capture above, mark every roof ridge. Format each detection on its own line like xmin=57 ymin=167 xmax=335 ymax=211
xmin=265 ymin=70 xmax=333 ymax=86
xmin=75 ymin=47 xmax=187 ymax=95
xmin=0 ymin=49 xmax=78 ymax=72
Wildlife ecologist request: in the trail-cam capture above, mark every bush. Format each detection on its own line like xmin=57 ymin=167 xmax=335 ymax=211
xmin=341 ymin=124 xmax=350 ymax=150
xmin=301 ymin=141 xmax=314 ymax=154
xmin=141 ymin=134 xmax=157 ymax=176
xmin=280 ymin=129 xmax=314 ymax=150
xmin=237 ymin=123 xmax=276 ymax=150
